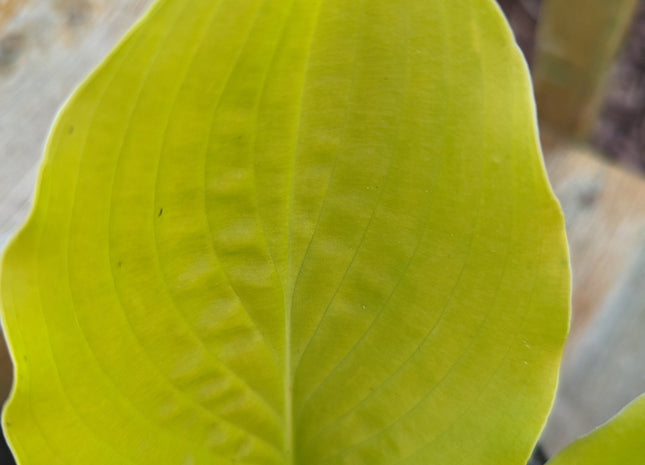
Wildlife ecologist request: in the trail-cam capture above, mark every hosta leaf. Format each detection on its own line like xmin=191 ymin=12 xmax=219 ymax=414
xmin=0 ymin=0 xmax=570 ymax=464
xmin=547 ymin=394 xmax=645 ymax=465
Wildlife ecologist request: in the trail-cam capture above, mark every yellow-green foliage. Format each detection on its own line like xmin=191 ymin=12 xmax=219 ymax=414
xmin=0 ymin=1 xmax=582 ymax=464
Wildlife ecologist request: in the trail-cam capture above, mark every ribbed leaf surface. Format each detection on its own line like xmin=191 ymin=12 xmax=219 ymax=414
xmin=0 ymin=1 xmax=570 ymax=464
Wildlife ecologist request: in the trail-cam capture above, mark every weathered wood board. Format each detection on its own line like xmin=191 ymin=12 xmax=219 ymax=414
xmin=544 ymin=141 xmax=645 ymax=344
xmin=534 ymin=0 xmax=639 ymax=137
xmin=0 ymin=0 xmax=154 ymax=244
xmin=540 ymin=142 xmax=645 ymax=455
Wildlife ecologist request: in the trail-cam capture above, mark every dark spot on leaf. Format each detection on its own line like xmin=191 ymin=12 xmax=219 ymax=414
xmin=117 ymin=261 xmax=122 ymax=268
xmin=158 ymin=208 xmax=163 ymax=217
xmin=68 ymin=125 xmax=74 ymax=134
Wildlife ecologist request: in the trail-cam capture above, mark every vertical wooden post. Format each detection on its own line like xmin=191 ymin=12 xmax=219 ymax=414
xmin=533 ymin=0 xmax=638 ymax=138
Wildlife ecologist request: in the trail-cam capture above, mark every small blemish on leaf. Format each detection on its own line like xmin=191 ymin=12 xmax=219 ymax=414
xmin=68 ymin=125 xmax=74 ymax=134
xmin=117 ymin=261 xmax=122 ymax=269
xmin=158 ymin=208 xmax=163 ymax=217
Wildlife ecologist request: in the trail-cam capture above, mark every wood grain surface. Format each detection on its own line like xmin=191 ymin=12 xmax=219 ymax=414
xmin=0 ymin=0 xmax=154 ymax=245
xmin=544 ymin=142 xmax=645 ymax=344
xmin=541 ymin=140 xmax=645 ymax=455
xmin=534 ymin=0 xmax=639 ymax=138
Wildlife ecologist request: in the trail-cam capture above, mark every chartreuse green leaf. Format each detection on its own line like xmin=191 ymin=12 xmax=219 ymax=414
xmin=548 ymin=394 xmax=645 ymax=465
xmin=0 ymin=0 xmax=569 ymax=464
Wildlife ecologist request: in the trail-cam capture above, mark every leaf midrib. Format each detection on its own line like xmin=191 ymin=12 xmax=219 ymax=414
xmin=282 ymin=1 xmax=325 ymax=463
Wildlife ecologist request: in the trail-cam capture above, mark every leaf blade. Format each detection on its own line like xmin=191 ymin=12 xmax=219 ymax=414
xmin=1 ymin=1 xmax=570 ymax=464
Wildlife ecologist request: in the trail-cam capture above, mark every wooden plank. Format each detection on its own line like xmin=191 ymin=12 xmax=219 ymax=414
xmin=541 ymin=142 xmax=645 ymax=455
xmin=544 ymin=142 xmax=645 ymax=342
xmin=543 ymin=241 xmax=645 ymax=455
xmin=534 ymin=0 xmax=638 ymax=138
xmin=0 ymin=0 xmax=154 ymax=238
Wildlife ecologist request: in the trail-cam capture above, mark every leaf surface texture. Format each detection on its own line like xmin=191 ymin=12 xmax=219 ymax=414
xmin=0 ymin=0 xmax=570 ymax=464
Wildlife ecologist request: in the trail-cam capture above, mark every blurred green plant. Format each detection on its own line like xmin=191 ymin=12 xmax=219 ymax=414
xmin=0 ymin=0 xmax=642 ymax=464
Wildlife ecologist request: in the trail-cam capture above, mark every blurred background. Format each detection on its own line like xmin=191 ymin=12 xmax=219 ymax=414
xmin=1 ymin=1 xmax=645 ymax=464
